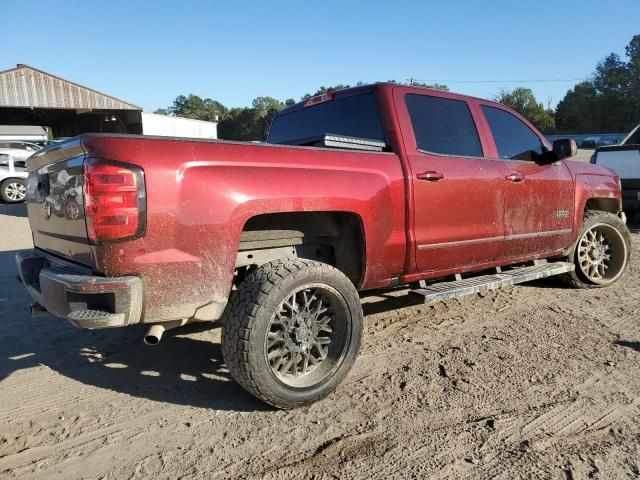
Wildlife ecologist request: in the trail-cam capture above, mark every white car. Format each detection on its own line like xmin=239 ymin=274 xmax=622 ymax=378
xmin=0 ymin=141 xmax=41 ymax=161
xmin=0 ymin=155 xmax=28 ymax=203
xmin=592 ymin=124 xmax=640 ymax=216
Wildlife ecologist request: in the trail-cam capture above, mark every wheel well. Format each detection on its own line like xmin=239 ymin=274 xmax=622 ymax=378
xmin=1 ymin=177 xmax=25 ymax=184
xmin=584 ymin=197 xmax=620 ymax=215
xmin=236 ymin=212 xmax=365 ymax=286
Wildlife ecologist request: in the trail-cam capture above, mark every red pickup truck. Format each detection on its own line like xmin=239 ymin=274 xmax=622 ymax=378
xmin=17 ymin=83 xmax=631 ymax=408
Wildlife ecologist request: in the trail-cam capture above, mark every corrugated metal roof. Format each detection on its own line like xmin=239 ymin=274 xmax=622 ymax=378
xmin=0 ymin=64 xmax=141 ymax=110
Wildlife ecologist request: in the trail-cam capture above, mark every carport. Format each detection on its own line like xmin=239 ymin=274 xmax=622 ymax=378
xmin=0 ymin=64 xmax=142 ymax=138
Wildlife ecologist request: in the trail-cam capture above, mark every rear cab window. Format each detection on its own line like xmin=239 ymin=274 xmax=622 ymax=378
xmin=405 ymin=94 xmax=483 ymax=157
xmin=482 ymin=105 xmax=545 ymax=162
xmin=268 ymin=92 xmax=386 ymax=146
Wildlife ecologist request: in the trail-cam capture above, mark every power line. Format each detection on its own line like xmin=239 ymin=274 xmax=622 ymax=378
xmin=410 ymin=78 xmax=586 ymax=84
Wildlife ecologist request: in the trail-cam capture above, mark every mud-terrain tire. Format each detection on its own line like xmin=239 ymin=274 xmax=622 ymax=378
xmin=562 ymin=210 xmax=631 ymax=288
xmin=1 ymin=178 xmax=26 ymax=203
xmin=222 ymin=259 xmax=363 ymax=409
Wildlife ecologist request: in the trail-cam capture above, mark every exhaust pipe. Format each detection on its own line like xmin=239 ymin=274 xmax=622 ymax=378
xmin=144 ymin=319 xmax=188 ymax=345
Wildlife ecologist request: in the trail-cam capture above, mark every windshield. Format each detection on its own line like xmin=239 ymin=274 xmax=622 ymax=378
xmin=268 ymin=93 xmax=385 ymax=145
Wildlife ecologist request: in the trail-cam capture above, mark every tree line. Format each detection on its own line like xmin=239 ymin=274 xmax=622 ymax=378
xmin=155 ymin=34 xmax=639 ymax=140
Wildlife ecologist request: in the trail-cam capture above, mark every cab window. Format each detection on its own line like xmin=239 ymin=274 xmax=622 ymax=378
xmin=482 ymin=106 xmax=544 ymax=162
xmin=405 ymin=94 xmax=483 ymax=157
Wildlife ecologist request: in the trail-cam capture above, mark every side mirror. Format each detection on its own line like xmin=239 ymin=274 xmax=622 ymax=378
xmin=552 ymin=138 xmax=577 ymax=160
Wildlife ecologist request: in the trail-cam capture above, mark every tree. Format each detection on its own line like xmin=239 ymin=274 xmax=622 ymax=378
xmin=593 ymin=53 xmax=632 ymax=131
xmin=162 ymin=94 xmax=228 ymax=122
xmin=555 ymin=81 xmax=599 ymax=133
xmin=495 ymin=87 xmax=555 ymax=132
xmin=218 ymin=97 xmax=285 ymax=141
xmin=627 ymin=35 xmax=640 ymax=116
xmin=555 ymin=34 xmax=640 ymax=133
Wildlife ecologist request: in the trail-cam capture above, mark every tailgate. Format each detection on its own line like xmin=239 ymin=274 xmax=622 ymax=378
xmin=26 ymin=138 xmax=92 ymax=266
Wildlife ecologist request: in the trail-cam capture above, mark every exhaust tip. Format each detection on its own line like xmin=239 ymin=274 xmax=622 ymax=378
xmin=144 ymin=334 xmax=160 ymax=346
xmin=144 ymin=324 xmax=166 ymax=346
xmin=143 ymin=320 xmax=188 ymax=346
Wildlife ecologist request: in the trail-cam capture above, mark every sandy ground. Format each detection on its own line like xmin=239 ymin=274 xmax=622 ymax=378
xmin=1 ymin=198 xmax=639 ymax=479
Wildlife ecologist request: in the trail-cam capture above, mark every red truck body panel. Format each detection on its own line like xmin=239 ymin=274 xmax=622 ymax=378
xmin=81 ymin=135 xmax=406 ymax=320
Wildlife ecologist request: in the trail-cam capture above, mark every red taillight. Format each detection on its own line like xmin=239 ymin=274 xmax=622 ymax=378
xmin=83 ymin=159 xmax=145 ymax=242
xmin=303 ymin=91 xmax=335 ymax=107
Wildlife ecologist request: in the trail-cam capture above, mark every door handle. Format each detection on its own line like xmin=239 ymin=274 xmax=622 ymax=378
xmin=505 ymin=173 xmax=525 ymax=183
xmin=416 ymin=171 xmax=444 ymax=182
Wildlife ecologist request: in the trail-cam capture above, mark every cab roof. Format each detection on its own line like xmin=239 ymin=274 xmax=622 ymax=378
xmin=279 ymin=82 xmax=501 ymax=116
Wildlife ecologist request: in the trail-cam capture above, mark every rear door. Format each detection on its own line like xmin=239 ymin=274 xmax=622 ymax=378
xmin=479 ymin=104 xmax=574 ymax=258
xmin=394 ymin=88 xmax=507 ymax=273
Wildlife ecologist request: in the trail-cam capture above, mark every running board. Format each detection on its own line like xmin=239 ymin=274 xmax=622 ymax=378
xmin=410 ymin=262 xmax=574 ymax=304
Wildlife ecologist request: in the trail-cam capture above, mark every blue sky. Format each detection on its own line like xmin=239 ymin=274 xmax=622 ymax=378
xmin=2 ymin=0 xmax=639 ymax=111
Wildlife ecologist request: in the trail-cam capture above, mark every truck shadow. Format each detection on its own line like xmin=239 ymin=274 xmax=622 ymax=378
xmin=614 ymin=340 xmax=640 ymax=353
xmin=0 ymin=252 xmax=268 ymax=412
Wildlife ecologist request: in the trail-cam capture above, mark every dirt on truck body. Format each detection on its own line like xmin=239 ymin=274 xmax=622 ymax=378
xmin=16 ymin=83 xmax=631 ymax=409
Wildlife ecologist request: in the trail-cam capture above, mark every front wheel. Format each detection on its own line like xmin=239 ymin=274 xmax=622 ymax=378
xmin=222 ymin=259 xmax=363 ymax=409
xmin=563 ymin=210 xmax=631 ymax=288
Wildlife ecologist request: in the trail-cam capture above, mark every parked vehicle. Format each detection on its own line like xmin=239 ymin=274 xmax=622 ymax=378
xmin=0 ymin=155 xmax=28 ymax=202
xmin=0 ymin=141 xmax=41 ymax=161
xmin=45 ymin=169 xmax=84 ymax=219
xmin=16 ymin=83 xmax=631 ymax=408
xmin=591 ymin=123 xmax=640 ymax=217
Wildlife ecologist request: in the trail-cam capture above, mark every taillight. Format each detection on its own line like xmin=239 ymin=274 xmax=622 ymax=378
xmin=83 ymin=158 xmax=146 ymax=243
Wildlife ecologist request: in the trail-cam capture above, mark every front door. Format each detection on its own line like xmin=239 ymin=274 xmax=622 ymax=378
xmin=397 ymin=90 xmax=507 ymax=273
xmin=480 ymin=104 xmax=574 ymax=258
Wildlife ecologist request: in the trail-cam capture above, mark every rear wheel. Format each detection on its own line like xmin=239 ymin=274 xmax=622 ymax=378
xmin=563 ymin=210 xmax=631 ymax=288
xmin=222 ymin=259 xmax=363 ymax=409
xmin=1 ymin=178 xmax=26 ymax=203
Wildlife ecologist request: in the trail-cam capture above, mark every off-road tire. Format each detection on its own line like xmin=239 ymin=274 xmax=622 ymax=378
xmin=222 ymin=259 xmax=363 ymax=409
xmin=562 ymin=210 xmax=631 ymax=288
xmin=1 ymin=178 xmax=26 ymax=203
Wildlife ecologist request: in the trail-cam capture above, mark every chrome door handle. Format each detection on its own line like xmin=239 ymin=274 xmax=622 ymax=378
xmin=417 ymin=171 xmax=444 ymax=181
xmin=505 ymin=173 xmax=525 ymax=183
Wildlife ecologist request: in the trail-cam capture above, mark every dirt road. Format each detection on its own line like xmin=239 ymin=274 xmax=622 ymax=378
xmin=1 ymin=202 xmax=639 ymax=479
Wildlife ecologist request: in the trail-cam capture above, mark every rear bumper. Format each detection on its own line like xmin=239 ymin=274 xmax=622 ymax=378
xmin=15 ymin=250 xmax=143 ymax=329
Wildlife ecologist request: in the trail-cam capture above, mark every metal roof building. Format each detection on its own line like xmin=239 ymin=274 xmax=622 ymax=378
xmin=0 ymin=64 xmax=143 ymax=137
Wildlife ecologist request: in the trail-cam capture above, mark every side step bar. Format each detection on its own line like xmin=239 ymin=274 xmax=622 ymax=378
xmin=410 ymin=262 xmax=574 ymax=304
